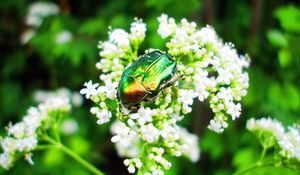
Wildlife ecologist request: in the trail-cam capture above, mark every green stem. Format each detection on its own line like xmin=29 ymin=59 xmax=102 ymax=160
xmin=260 ymin=146 xmax=267 ymax=161
xmin=136 ymin=143 xmax=150 ymax=175
xmin=233 ymin=161 xmax=274 ymax=175
xmin=35 ymin=144 xmax=54 ymax=150
xmin=44 ymin=136 xmax=105 ymax=175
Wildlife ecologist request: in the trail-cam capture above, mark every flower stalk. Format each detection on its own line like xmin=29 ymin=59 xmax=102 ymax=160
xmin=233 ymin=161 xmax=274 ymax=175
xmin=44 ymin=136 xmax=105 ymax=175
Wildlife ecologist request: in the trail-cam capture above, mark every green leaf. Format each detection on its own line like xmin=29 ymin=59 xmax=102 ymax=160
xmin=233 ymin=148 xmax=256 ymax=169
xmin=164 ymin=157 xmax=179 ymax=175
xmin=267 ymin=82 xmax=300 ymax=111
xmin=275 ymin=5 xmax=300 ymax=32
xmin=278 ymin=49 xmax=292 ymax=67
xmin=200 ymin=131 xmax=224 ymax=160
xmin=283 ymin=83 xmax=300 ymax=111
xmin=267 ymin=30 xmax=288 ymax=48
xmin=68 ymin=136 xmax=90 ymax=155
xmin=79 ymin=18 xmax=105 ymax=35
xmin=43 ymin=148 xmax=65 ymax=166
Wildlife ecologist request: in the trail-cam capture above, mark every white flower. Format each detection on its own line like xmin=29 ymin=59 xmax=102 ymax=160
xmin=136 ymin=107 xmax=155 ymax=126
xmin=15 ymin=136 xmax=38 ymax=151
xmin=0 ymin=153 xmax=13 ymax=169
xmin=26 ymin=2 xmax=59 ymax=27
xmin=20 ymin=29 xmax=36 ymax=45
xmin=111 ymin=122 xmax=137 ymax=147
xmin=156 ymin=15 xmax=249 ymax=133
xmin=217 ymin=87 xmax=233 ymax=104
xmin=61 ymin=119 xmax=79 ymax=135
xmin=226 ymin=102 xmax=241 ymax=120
xmin=130 ymin=18 xmax=146 ymax=41
xmin=109 ymin=29 xmax=130 ymax=49
xmin=216 ymin=68 xmax=233 ymax=85
xmin=208 ymin=119 xmax=224 ymax=133
xmin=55 ymin=30 xmax=72 ymax=44
xmin=71 ymin=92 xmax=83 ymax=107
xmin=96 ymin=109 xmax=112 ymax=125
xmin=98 ymin=41 xmax=123 ymax=58
xmin=147 ymin=167 xmax=164 ymax=175
xmin=0 ymin=90 xmax=72 ymax=169
xmin=179 ymin=128 xmax=200 ymax=163
xmin=26 ymin=15 xmax=42 ymax=28
xmin=160 ymin=123 xmax=180 ymax=141
xmin=178 ymin=89 xmax=197 ymax=106
xmin=25 ymin=154 xmax=34 ymax=165
xmin=157 ymin=14 xmax=176 ymax=38
xmin=80 ymin=80 xmax=99 ymax=99
xmin=278 ymin=126 xmax=300 ymax=160
xmin=8 ymin=122 xmax=27 ymax=138
xmin=127 ymin=164 xmax=135 ymax=173
xmin=246 ymin=117 xmax=285 ymax=139
xmin=98 ymin=79 xmax=118 ymax=99
xmin=34 ymin=88 xmax=81 ymax=107
xmin=141 ymin=123 xmax=160 ymax=143
xmin=1 ymin=138 xmax=17 ymax=153
xmin=193 ymin=69 xmax=210 ymax=101
xmin=110 ymin=121 xmax=140 ymax=158
xmin=84 ymin=14 xmax=251 ymax=173
xmin=195 ymin=26 xmax=218 ymax=44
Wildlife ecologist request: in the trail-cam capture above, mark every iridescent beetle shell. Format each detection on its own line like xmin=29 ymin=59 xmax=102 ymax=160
xmin=117 ymin=50 xmax=179 ymax=112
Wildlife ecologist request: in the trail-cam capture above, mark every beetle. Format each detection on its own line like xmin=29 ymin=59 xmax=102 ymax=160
xmin=117 ymin=50 xmax=180 ymax=112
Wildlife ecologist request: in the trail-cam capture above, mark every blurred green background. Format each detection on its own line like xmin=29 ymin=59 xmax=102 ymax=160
xmin=0 ymin=0 xmax=300 ymax=174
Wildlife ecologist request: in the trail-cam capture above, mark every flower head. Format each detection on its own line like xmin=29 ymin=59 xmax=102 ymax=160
xmin=82 ymin=14 xmax=250 ymax=174
xmin=247 ymin=117 xmax=300 ymax=162
xmin=0 ymin=91 xmax=72 ymax=169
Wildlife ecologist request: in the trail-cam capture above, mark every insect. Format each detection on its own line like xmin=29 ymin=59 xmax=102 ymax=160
xmin=117 ymin=50 xmax=180 ymax=112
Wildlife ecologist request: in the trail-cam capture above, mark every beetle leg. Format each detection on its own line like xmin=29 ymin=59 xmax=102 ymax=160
xmin=129 ymin=104 xmax=140 ymax=113
xmin=160 ymin=72 xmax=181 ymax=90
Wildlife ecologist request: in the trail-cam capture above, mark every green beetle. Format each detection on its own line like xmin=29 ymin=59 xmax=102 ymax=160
xmin=117 ymin=50 xmax=180 ymax=112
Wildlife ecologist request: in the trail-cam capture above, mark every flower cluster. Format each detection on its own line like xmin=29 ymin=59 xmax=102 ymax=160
xmin=34 ymin=88 xmax=83 ymax=107
xmin=0 ymin=92 xmax=71 ymax=169
xmin=21 ymin=2 xmax=73 ymax=45
xmin=247 ymin=117 xmax=300 ymax=162
xmin=25 ymin=1 xmax=59 ymax=27
xmin=21 ymin=1 xmax=60 ymax=44
xmin=157 ymin=14 xmax=249 ymax=133
xmin=81 ymin=14 xmax=249 ymax=174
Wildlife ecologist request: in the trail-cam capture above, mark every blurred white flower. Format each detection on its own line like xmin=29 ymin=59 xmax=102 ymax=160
xmin=26 ymin=2 xmax=60 ymax=27
xmin=278 ymin=126 xmax=300 ymax=160
xmin=20 ymin=29 xmax=36 ymax=45
xmin=110 ymin=121 xmax=140 ymax=158
xmin=55 ymin=30 xmax=72 ymax=44
xmin=61 ymin=119 xmax=79 ymax=135
xmin=0 ymin=153 xmax=12 ymax=169
xmin=247 ymin=117 xmax=300 ymax=161
xmin=34 ymin=88 xmax=82 ymax=107
xmin=246 ymin=117 xmax=285 ymax=139
xmin=179 ymin=128 xmax=200 ymax=163
xmin=130 ymin=18 xmax=146 ymax=42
